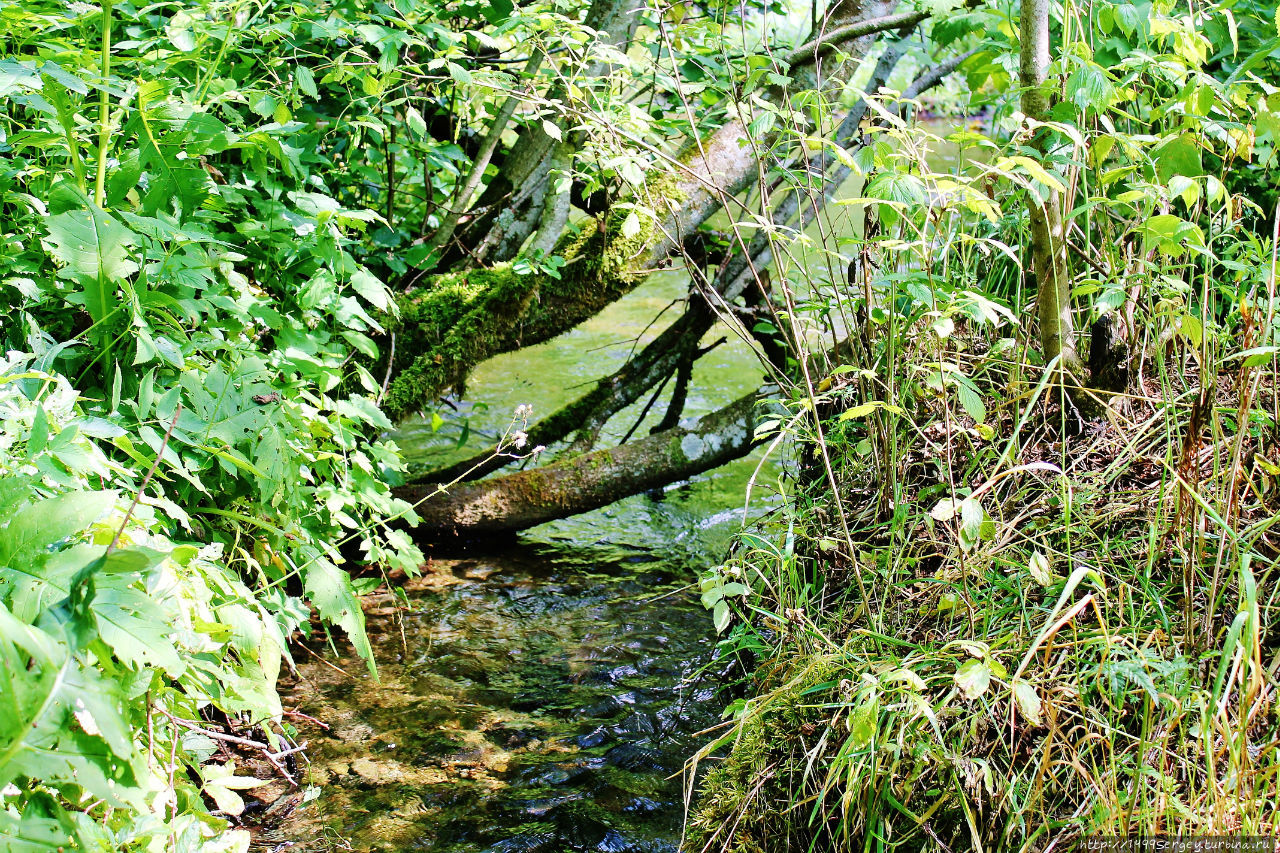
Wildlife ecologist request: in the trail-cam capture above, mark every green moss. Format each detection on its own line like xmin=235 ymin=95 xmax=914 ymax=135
xmin=382 ymin=264 xmax=534 ymax=421
xmin=687 ymin=654 xmax=848 ymax=850
xmin=381 ymin=170 xmax=688 ymax=421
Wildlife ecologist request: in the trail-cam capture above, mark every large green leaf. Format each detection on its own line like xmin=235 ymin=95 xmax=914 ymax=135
xmin=0 ymin=809 xmax=73 ymax=852
xmin=47 ymin=546 xmax=184 ymax=675
xmin=44 ymin=205 xmax=138 ymax=325
xmin=0 ymin=604 xmax=143 ymax=807
xmin=0 ymin=490 xmax=115 ymax=576
xmin=44 ymin=207 xmax=138 ymax=282
xmin=304 ymin=557 xmax=376 ymax=677
xmin=1154 ymin=134 xmax=1204 ymax=182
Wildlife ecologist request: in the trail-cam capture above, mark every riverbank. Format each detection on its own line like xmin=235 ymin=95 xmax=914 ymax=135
xmin=684 ymin=352 xmax=1280 ymax=848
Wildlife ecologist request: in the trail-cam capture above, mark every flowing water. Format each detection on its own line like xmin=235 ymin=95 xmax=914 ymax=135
xmin=268 ymin=271 xmax=773 ymax=852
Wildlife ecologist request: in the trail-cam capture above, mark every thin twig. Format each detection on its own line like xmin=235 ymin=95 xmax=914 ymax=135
xmin=378 ymin=332 xmax=396 ymax=405
xmin=108 ymin=405 xmax=181 ymax=553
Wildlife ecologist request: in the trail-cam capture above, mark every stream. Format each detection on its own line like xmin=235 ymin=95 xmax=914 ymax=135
xmin=267 ymin=270 xmax=771 ymax=852
xmin=264 ymin=124 xmax=969 ymax=851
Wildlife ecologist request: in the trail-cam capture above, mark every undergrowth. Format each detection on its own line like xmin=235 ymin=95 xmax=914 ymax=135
xmin=0 ymin=0 xmax=431 ymax=846
xmin=689 ymin=0 xmax=1280 ymax=845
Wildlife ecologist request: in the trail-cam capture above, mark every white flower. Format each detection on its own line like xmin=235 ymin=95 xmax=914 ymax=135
xmin=511 ymin=431 xmax=528 ymax=449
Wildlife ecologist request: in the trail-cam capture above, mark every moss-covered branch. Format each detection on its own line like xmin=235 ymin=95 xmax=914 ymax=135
xmin=381 ymin=183 xmax=681 ymax=421
xmin=394 ymin=391 xmax=760 ymax=535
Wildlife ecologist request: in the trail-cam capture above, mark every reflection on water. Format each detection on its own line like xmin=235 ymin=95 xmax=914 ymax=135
xmin=393 ymin=269 xmax=765 ymax=482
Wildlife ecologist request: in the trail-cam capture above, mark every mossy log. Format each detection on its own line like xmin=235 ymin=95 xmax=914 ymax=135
xmin=394 ymin=391 xmax=760 ymax=535
xmin=381 ymin=183 xmax=681 ymax=421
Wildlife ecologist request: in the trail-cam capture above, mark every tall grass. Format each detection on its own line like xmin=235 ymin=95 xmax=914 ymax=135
xmin=686 ymin=84 xmax=1280 ymax=850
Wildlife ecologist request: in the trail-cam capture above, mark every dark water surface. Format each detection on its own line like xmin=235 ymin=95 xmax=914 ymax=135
xmin=276 ymin=540 xmax=731 ymax=852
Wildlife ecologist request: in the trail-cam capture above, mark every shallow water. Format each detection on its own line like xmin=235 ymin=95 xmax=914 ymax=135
xmin=274 ymin=543 xmax=730 ymax=852
xmin=271 ymin=272 xmax=774 ymax=851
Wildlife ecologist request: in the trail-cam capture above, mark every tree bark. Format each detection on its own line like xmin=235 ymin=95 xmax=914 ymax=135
xmin=421 ymin=52 xmax=544 ymax=264
xmin=396 ymin=391 xmax=760 ymax=535
xmin=440 ymin=0 xmax=646 ymax=268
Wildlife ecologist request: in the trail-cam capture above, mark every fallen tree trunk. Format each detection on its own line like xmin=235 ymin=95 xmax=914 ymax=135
xmin=395 ymin=391 xmax=761 ymax=535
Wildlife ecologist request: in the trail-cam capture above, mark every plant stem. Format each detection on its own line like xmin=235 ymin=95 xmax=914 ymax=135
xmin=421 ymin=51 xmax=543 ymax=264
xmin=1020 ymin=0 xmax=1081 ymax=377
xmin=94 ymin=0 xmax=113 ymax=208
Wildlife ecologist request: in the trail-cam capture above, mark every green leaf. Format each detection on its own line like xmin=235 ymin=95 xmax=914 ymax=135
xmin=44 ymin=206 xmax=137 ymax=323
xmin=930 ymin=497 xmax=960 ymax=522
xmin=1068 ymin=64 xmax=1115 ymax=111
xmin=620 ymin=211 xmax=641 ymax=239
xmin=837 ymin=400 xmax=902 ymax=421
xmin=202 ymin=762 xmax=267 ymax=816
xmin=1002 ymin=156 xmax=1067 ymax=193
xmin=883 ymin=668 xmax=926 ymax=690
xmin=955 ymin=659 xmax=990 ymax=699
xmin=304 ymin=559 xmax=376 ymax=676
xmin=295 ymin=65 xmax=318 ymax=98
xmin=1029 ymin=551 xmax=1053 ymax=586
xmin=712 ymin=599 xmax=731 ymax=633
xmin=848 ymin=695 xmax=879 ymax=748
xmin=350 ymin=267 xmax=392 ymax=311
xmin=0 ymin=807 xmax=74 ymax=852
xmin=0 ymin=491 xmax=115 ymax=574
xmin=0 ymin=604 xmax=143 ymax=807
xmin=1154 ymin=135 xmax=1204 ymax=182
xmin=865 ymin=172 xmax=927 ymax=206
xmin=953 ymin=375 xmax=986 ymax=423
xmin=1114 ymin=3 xmax=1141 ymax=37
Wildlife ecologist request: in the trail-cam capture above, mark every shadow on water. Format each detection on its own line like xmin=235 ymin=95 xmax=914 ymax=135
xmin=274 ymin=538 xmax=736 ymax=852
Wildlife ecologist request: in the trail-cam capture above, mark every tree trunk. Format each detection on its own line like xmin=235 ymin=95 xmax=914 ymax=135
xmin=396 ymin=391 xmax=759 ymax=535
xmin=438 ymin=0 xmax=646 ymax=268
xmin=1019 ymin=0 xmax=1081 ymax=374
xmin=382 ymin=0 xmax=918 ymax=420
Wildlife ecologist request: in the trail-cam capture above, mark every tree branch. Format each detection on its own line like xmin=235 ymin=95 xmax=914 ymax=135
xmin=422 ymin=51 xmax=544 ymax=263
xmin=396 ymin=390 xmax=762 ymax=535
xmin=784 ymin=9 xmax=929 ymax=69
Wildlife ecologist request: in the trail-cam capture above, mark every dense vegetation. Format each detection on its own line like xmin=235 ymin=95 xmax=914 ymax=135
xmin=1 ymin=0 xmax=1279 ymax=846
xmin=691 ymin=1 xmax=1280 ymax=848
